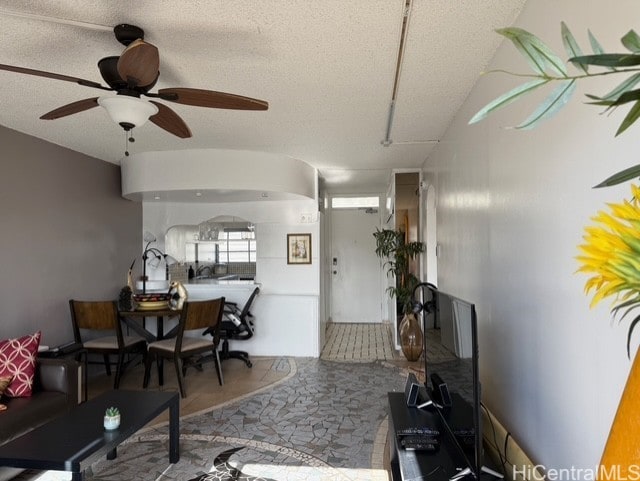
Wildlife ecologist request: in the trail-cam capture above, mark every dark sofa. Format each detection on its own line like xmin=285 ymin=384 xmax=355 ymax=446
xmin=0 ymin=357 xmax=79 ymax=480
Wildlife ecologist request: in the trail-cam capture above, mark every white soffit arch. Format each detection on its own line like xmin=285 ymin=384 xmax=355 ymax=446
xmin=121 ymin=149 xmax=318 ymax=203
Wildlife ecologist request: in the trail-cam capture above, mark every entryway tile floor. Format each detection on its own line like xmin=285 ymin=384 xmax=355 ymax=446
xmin=321 ymin=322 xmax=401 ymax=361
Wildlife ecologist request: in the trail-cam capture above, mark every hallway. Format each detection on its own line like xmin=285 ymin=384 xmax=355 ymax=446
xmin=320 ymin=322 xmax=398 ymax=361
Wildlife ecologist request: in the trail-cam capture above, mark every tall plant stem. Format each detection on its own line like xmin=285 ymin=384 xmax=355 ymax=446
xmin=485 ymin=68 xmax=640 ymax=82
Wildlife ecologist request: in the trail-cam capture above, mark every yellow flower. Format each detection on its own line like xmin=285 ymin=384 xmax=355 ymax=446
xmin=577 ymin=184 xmax=640 ymax=353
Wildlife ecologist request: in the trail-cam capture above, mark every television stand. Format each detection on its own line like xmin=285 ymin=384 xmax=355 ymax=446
xmin=450 ymin=466 xmax=504 ymax=480
xmin=388 ymin=392 xmax=503 ymax=481
xmin=417 ymin=397 xmax=443 ymax=410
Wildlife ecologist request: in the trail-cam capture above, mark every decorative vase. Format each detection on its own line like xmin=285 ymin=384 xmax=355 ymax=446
xmin=168 ymin=280 xmax=188 ymax=310
xmin=118 ymin=286 xmax=133 ymax=311
xmin=598 ymin=347 xmax=640 ymax=480
xmin=103 ymin=414 xmax=121 ymax=430
xmin=399 ymin=312 xmax=423 ymax=362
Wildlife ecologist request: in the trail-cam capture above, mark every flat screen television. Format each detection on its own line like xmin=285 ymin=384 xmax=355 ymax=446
xmin=412 ymin=283 xmax=502 ymax=480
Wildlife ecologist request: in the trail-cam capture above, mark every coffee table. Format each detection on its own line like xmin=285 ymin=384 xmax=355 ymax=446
xmin=0 ymin=390 xmax=179 ymax=480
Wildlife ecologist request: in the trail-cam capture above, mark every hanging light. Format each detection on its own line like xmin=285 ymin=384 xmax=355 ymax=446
xmin=98 ymin=95 xmax=158 ymax=131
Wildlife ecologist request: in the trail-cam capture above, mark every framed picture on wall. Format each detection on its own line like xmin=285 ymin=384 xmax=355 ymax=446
xmin=287 ymin=233 xmax=312 ymax=264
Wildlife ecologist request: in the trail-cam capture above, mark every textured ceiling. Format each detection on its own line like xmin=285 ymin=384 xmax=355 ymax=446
xmin=0 ymin=1 xmax=526 ymax=193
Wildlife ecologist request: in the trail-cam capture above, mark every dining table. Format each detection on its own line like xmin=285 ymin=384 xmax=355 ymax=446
xmin=118 ymin=307 xmax=182 ymax=342
xmin=118 ymin=306 xmax=182 ymax=385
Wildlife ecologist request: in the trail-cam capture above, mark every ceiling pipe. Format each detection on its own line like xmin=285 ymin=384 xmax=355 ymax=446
xmin=0 ymin=9 xmax=112 ymax=31
xmin=381 ymin=0 xmax=413 ymax=147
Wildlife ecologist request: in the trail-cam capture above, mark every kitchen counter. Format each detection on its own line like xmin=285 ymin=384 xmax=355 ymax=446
xmin=184 ymin=280 xmax=260 ymax=305
xmin=178 ymin=279 xmax=319 ymax=357
xmin=186 ymin=279 xmax=257 ymax=286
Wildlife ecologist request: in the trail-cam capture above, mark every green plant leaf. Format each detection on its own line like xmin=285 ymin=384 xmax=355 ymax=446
xmin=585 ymin=97 xmax=616 ymax=107
xmin=515 ymin=80 xmax=576 ymax=129
xmin=374 ymin=228 xmax=425 ymax=312
xmin=589 ymin=30 xmax=605 ymax=54
xmin=616 ymin=99 xmax=640 ymax=136
xmin=618 ymin=253 xmax=640 ymax=272
xmin=469 ymin=79 xmax=548 ymax=124
xmin=622 ymin=30 xmax=640 ymax=53
xmin=611 ymin=296 xmax=640 ymax=318
xmin=497 ymin=27 xmax=567 ymax=76
xmin=594 ymin=163 xmax=640 ymax=188
xmin=570 ymin=53 xmax=640 ymax=67
xmin=589 ymin=29 xmax=616 ymax=71
xmin=613 ymin=88 xmax=640 ymax=106
xmin=627 ymin=313 xmax=640 ymax=358
xmin=595 ymin=73 xmax=640 ymax=101
xmin=587 ymin=88 xmax=640 ymax=112
xmin=562 ymin=22 xmax=588 ymax=74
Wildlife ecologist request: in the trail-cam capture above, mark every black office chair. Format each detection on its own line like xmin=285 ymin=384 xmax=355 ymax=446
xmin=213 ymin=287 xmax=259 ymax=368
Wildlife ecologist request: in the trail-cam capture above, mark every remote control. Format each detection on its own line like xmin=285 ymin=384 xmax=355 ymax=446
xmin=402 ymin=438 xmax=438 ymax=451
xmin=401 ymin=434 xmax=439 ymax=451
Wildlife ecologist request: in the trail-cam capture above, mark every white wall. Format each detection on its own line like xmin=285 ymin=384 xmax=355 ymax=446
xmin=143 ymin=199 xmax=321 ymax=357
xmin=424 ymin=0 xmax=640 ymax=470
xmin=319 ymin=208 xmax=330 ymax=347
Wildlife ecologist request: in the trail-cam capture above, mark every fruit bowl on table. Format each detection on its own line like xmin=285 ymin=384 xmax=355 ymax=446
xmin=133 ymin=293 xmax=171 ymax=310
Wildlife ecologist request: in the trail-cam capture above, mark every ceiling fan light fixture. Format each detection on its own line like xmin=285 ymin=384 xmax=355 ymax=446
xmin=98 ymin=95 xmax=158 ymax=129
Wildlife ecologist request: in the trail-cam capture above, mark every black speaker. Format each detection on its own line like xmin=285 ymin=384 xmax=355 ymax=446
xmin=404 ymin=373 xmax=421 ymax=407
xmin=430 ymin=372 xmax=452 ymax=407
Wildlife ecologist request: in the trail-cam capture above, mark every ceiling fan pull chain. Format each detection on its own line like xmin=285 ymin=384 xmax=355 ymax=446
xmin=123 ymin=128 xmax=136 ymax=157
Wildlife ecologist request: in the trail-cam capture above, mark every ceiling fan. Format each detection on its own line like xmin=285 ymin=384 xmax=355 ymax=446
xmin=0 ymin=24 xmax=269 ymax=139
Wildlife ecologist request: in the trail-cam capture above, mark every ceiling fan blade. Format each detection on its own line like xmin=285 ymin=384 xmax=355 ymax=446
xmin=157 ymin=88 xmax=269 ymax=110
xmin=117 ymin=39 xmax=159 ymax=88
xmin=40 ymin=97 xmax=100 ymax=120
xmin=149 ymin=101 xmax=192 ymax=138
xmin=0 ymin=63 xmax=108 ymax=90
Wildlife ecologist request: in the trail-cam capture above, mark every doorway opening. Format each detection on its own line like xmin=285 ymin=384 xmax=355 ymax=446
xmin=387 ymin=172 xmax=422 ymax=348
xmin=329 ymin=195 xmax=383 ymax=324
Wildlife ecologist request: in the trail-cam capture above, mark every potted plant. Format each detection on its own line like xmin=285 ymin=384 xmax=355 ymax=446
xmin=104 ymin=406 xmax=120 ymax=430
xmin=373 ymin=228 xmax=425 ymax=361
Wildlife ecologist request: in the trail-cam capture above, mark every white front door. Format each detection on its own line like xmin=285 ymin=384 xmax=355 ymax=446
xmin=330 ymin=207 xmax=382 ymax=323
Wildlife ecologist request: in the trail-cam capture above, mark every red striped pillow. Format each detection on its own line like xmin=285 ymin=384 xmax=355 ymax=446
xmin=0 ymin=332 xmax=41 ymax=397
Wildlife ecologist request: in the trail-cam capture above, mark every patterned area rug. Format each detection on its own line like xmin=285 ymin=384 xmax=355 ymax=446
xmin=17 ymin=358 xmax=404 ymax=481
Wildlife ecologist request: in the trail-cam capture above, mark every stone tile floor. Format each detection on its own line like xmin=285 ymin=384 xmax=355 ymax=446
xmin=15 ymin=358 xmax=405 ymax=481
xmin=10 ymin=319 xmax=491 ymax=481
xmin=14 ymin=323 xmax=426 ymax=481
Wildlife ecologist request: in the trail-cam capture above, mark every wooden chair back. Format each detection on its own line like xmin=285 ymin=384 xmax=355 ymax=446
xmin=69 ymin=300 xmax=122 ymax=343
xmin=176 ymin=298 xmax=225 ymax=349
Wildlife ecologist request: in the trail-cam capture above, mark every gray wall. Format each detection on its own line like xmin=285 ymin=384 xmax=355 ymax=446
xmin=0 ymin=125 xmax=141 ymax=346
